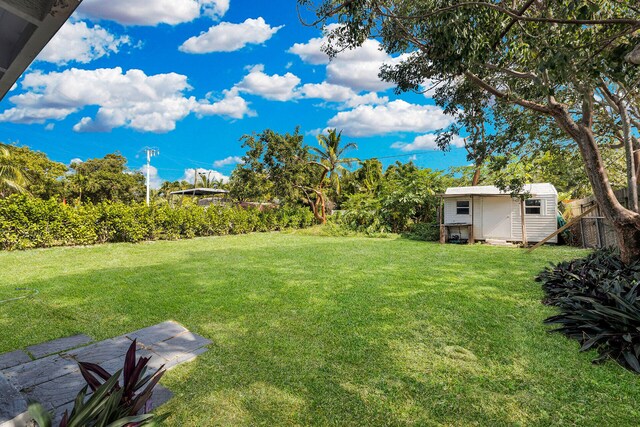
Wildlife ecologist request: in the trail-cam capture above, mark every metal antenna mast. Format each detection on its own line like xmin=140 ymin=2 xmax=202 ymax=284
xmin=144 ymin=148 xmax=159 ymax=206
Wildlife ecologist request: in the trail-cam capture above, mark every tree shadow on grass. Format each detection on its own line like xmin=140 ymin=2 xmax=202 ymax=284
xmin=1 ymin=239 xmax=637 ymax=425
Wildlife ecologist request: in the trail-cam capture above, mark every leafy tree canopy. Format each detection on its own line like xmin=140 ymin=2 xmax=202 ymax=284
xmin=67 ymin=153 xmax=145 ymax=204
xmin=4 ymin=144 xmax=67 ymax=199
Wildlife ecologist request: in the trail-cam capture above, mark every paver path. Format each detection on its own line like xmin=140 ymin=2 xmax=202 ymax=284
xmin=0 ymin=321 xmax=211 ymax=427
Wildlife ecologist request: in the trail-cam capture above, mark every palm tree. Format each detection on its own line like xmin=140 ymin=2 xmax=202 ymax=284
xmin=312 ymin=129 xmax=358 ymax=196
xmin=0 ymin=143 xmax=27 ymax=197
xmin=308 ymin=129 xmax=358 ymax=222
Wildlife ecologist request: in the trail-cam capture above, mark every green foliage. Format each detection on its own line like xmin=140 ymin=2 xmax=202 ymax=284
xmin=29 ymin=340 xmax=166 ymax=427
xmin=340 ymin=159 xmax=383 ymax=198
xmin=229 ymin=128 xmax=314 ymax=204
xmin=3 ymin=144 xmax=67 ymax=199
xmin=0 ymin=143 xmax=29 ymax=197
xmin=337 ymin=161 xmax=454 ymax=234
xmin=337 ymin=193 xmax=386 ymax=234
xmin=66 ymin=153 xmax=146 ymax=204
xmin=0 ymin=196 xmax=314 ymax=250
xmin=312 ymin=128 xmax=358 ymax=196
xmin=537 ymin=249 xmax=640 ymax=372
xmin=402 ymin=222 xmax=440 ymax=241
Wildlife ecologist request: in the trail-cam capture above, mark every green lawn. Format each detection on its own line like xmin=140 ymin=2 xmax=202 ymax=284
xmin=0 ymin=233 xmax=638 ymax=426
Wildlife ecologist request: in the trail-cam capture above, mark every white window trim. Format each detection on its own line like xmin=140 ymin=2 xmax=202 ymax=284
xmin=524 ymin=198 xmax=544 ymax=216
xmin=456 ymin=199 xmax=471 ymax=216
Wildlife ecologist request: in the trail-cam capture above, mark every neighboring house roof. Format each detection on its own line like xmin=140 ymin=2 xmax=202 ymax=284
xmin=444 ymin=183 xmax=557 ymax=197
xmin=0 ymin=0 xmax=81 ymax=101
xmin=169 ymin=188 xmax=230 ymax=196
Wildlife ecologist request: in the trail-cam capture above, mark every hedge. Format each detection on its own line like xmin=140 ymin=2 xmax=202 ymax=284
xmin=0 ymin=196 xmax=315 ymax=250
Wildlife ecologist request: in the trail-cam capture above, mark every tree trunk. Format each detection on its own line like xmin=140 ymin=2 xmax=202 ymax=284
xmin=616 ymin=98 xmax=639 ymax=212
xmin=319 ymin=192 xmax=327 ymax=224
xmin=471 ymin=164 xmax=482 ymax=186
xmin=614 ymin=221 xmax=640 ymax=264
xmin=635 ymin=151 xmax=640 ymax=182
xmin=550 ymin=97 xmax=640 ymax=263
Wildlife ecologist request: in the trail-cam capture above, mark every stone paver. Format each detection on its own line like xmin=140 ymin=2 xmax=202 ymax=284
xmin=126 ymin=321 xmax=189 ymax=344
xmin=65 ymin=336 xmax=136 ymax=365
xmin=2 ymin=354 xmax=77 ymax=390
xmin=23 ymin=371 xmax=86 ymax=410
xmin=26 ymin=334 xmax=92 ymax=359
xmin=0 ymin=321 xmax=210 ymax=426
xmin=0 ymin=351 xmax=30 ymax=371
xmin=0 ymin=374 xmax=27 ymax=424
xmin=162 ymin=346 xmax=208 ymax=371
xmin=150 ymin=331 xmax=212 ymax=362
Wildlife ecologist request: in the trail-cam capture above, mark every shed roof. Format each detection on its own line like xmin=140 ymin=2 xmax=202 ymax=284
xmin=170 ymin=188 xmax=229 ymax=196
xmin=0 ymin=0 xmax=80 ymax=101
xmin=444 ymin=183 xmax=557 ymax=197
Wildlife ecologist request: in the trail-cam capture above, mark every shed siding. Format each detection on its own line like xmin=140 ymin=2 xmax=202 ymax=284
xmin=444 ymin=198 xmax=472 ymax=224
xmin=443 ymin=197 xmax=472 ymax=240
xmin=472 ymin=196 xmax=483 ymax=240
xmin=510 ymin=194 xmax=558 ymax=243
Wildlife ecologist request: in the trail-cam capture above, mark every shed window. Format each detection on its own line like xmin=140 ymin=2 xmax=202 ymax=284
xmin=456 ymin=200 xmax=470 ymax=215
xmin=525 ymin=199 xmax=542 ymax=215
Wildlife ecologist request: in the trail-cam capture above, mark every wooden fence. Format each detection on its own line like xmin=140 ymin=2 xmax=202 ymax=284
xmin=563 ymin=188 xmax=635 ymax=249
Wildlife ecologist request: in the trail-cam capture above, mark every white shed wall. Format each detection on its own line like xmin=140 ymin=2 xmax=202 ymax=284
xmin=443 ymin=197 xmax=472 ymax=240
xmin=511 ymin=193 xmax=558 ymax=243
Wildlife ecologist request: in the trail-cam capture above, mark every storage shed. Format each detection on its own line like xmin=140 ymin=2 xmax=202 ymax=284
xmin=439 ymin=183 xmax=558 ymax=244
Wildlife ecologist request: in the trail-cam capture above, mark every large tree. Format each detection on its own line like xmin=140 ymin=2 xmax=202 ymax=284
xmin=66 ymin=153 xmax=145 ymax=204
xmin=229 ymin=128 xmax=317 ymax=208
xmin=299 ymin=0 xmax=640 ymax=262
xmin=4 ymin=144 xmax=67 ymax=199
xmin=312 ymin=129 xmax=358 ymax=195
xmin=310 ymin=129 xmax=359 ymax=222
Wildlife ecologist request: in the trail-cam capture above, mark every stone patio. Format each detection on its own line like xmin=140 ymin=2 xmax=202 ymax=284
xmin=0 ymin=321 xmax=211 ymax=427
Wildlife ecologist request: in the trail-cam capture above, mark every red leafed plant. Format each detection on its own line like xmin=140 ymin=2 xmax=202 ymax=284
xmin=29 ymin=339 xmax=167 ymax=427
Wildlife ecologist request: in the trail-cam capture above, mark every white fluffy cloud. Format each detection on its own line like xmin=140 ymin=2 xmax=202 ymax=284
xmin=299 ymin=82 xmax=387 ymax=107
xmin=180 ymin=17 xmax=283 ymax=53
xmin=0 ymin=67 xmax=253 ymax=132
xmin=288 ymin=35 xmax=328 ymax=65
xmin=213 ymin=156 xmax=244 ymax=168
xmin=326 ymin=100 xmax=454 ymax=137
xmin=233 ymin=67 xmax=387 ymax=107
xmin=236 ymin=65 xmax=300 ymax=101
xmin=391 ymin=134 xmax=465 ymax=152
xmin=196 ymin=88 xmax=255 ymax=119
xmin=78 ymin=0 xmax=229 ymax=26
xmin=289 ymin=29 xmax=404 ymax=92
xmin=140 ymin=164 xmax=164 ymax=189
xmin=182 ymin=168 xmax=229 ymax=184
xmin=37 ymin=21 xmax=130 ymax=65
xmin=200 ymin=0 xmax=229 ymax=19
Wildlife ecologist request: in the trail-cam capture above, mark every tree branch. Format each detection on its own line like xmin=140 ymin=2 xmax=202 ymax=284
xmin=463 ymin=71 xmax=553 ymax=114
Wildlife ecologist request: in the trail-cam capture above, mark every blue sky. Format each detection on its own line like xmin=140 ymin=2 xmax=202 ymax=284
xmin=0 ymin=0 xmax=469 ymax=186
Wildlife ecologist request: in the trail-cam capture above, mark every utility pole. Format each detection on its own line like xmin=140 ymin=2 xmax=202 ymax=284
xmin=144 ymin=148 xmax=159 ymax=206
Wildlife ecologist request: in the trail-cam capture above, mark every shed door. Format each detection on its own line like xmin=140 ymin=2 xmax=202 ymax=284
xmin=482 ymin=197 xmax=512 ymax=239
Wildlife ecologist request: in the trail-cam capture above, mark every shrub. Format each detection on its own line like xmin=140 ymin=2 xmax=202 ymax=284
xmin=337 ymin=194 xmax=388 ymax=234
xmin=0 ymin=196 xmax=314 ymax=250
xmin=536 ymin=249 xmax=640 ymax=372
xmin=402 ymin=222 xmax=440 ymax=241
xmin=28 ymin=340 xmax=167 ymax=426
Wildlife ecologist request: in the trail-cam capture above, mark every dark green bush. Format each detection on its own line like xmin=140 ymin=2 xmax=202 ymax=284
xmin=402 ymin=222 xmax=440 ymax=241
xmin=336 ymin=193 xmax=388 ymax=234
xmin=536 ymin=249 xmax=640 ymax=372
xmin=0 ymin=196 xmax=314 ymax=250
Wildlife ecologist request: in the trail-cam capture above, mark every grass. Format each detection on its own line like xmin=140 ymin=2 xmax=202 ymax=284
xmin=0 ymin=232 xmax=638 ymax=426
